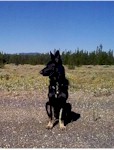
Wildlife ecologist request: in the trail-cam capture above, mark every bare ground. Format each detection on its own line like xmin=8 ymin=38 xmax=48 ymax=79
xmin=0 ymin=90 xmax=114 ymax=148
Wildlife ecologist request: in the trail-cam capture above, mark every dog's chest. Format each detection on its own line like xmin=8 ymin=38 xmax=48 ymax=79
xmin=52 ymin=82 xmax=59 ymax=98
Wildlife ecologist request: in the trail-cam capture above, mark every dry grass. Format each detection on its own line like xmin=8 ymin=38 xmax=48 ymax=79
xmin=66 ymin=65 xmax=114 ymax=95
xmin=0 ymin=64 xmax=114 ymax=95
xmin=0 ymin=64 xmax=48 ymax=92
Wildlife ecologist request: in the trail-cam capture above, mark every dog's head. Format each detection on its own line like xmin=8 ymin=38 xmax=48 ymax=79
xmin=40 ymin=50 xmax=64 ymax=78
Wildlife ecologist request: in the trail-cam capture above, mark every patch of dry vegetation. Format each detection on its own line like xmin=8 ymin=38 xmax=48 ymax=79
xmin=66 ymin=65 xmax=114 ymax=95
xmin=0 ymin=64 xmax=48 ymax=92
xmin=0 ymin=64 xmax=114 ymax=95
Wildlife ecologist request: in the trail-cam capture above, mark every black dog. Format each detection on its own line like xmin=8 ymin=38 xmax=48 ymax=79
xmin=40 ymin=50 xmax=71 ymax=129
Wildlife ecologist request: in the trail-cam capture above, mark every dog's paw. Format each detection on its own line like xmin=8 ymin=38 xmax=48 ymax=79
xmin=59 ymin=122 xmax=66 ymax=130
xmin=46 ymin=121 xmax=53 ymax=129
xmin=60 ymin=125 xmax=66 ymax=130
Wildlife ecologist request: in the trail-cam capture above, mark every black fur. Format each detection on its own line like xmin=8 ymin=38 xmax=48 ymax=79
xmin=40 ymin=50 xmax=70 ymax=129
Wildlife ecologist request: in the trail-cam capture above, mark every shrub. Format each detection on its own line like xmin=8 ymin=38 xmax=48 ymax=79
xmin=68 ymin=64 xmax=75 ymax=70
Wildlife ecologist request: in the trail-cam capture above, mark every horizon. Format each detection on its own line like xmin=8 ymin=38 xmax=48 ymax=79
xmin=0 ymin=1 xmax=114 ymax=54
xmin=1 ymin=47 xmax=113 ymax=55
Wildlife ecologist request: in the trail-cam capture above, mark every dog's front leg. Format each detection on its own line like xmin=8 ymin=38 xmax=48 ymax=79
xmin=59 ymin=108 xmax=66 ymax=130
xmin=47 ymin=105 xmax=54 ymax=129
xmin=46 ymin=102 xmax=54 ymax=129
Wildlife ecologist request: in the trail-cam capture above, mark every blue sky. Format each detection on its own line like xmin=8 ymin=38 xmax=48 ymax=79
xmin=0 ymin=1 xmax=114 ymax=54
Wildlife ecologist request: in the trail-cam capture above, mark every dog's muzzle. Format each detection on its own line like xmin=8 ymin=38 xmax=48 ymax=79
xmin=39 ymin=70 xmax=43 ymax=74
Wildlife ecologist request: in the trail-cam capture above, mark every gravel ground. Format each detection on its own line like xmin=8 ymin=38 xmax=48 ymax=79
xmin=0 ymin=90 xmax=114 ymax=148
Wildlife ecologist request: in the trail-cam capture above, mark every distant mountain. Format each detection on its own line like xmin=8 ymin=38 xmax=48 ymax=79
xmin=19 ymin=52 xmax=41 ymax=55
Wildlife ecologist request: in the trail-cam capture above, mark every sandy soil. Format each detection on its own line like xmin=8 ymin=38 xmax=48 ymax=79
xmin=0 ymin=90 xmax=114 ymax=148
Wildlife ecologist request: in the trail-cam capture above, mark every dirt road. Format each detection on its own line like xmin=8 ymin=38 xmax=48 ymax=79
xmin=0 ymin=90 xmax=114 ymax=148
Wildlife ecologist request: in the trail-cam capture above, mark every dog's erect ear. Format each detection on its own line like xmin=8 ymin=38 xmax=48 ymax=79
xmin=50 ymin=51 xmax=55 ymax=60
xmin=55 ymin=50 xmax=60 ymax=58
xmin=55 ymin=50 xmax=62 ymax=64
xmin=55 ymin=50 xmax=61 ymax=60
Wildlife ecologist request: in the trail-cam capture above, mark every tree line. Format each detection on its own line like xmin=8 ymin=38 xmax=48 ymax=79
xmin=0 ymin=45 xmax=114 ymax=68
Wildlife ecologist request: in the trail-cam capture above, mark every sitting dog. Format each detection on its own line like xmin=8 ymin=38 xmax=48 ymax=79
xmin=40 ymin=50 xmax=70 ymax=129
